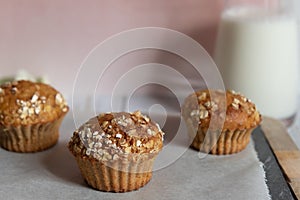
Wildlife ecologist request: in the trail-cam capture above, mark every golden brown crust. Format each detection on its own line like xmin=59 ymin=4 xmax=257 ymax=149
xmin=0 ymin=80 xmax=68 ymax=126
xmin=182 ymin=89 xmax=261 ymax=131
xmin=68 ymin=111 xmax=164 ymax=163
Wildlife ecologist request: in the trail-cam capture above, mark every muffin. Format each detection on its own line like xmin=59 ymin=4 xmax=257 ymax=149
xmin=182 ymin=89 xmax=261 ymax=155
xmin=0 ymin=80 xmax=69 ymax=152
xmin=68 ymin=111 xmax=164 ymax=192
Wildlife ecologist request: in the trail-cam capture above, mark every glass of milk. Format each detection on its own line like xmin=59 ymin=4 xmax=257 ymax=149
xmin=214 ymin=0 xmax=299 ymax=126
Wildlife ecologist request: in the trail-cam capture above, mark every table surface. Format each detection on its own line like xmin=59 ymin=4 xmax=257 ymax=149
xmin=252 ymin=127 xmax=295 ymax=200
xmin=288 ymin=112 xmax=300 ymax=149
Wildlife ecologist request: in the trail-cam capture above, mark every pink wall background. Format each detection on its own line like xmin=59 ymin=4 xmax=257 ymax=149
xmin=0 ymin=0 xmax=224 ymax=96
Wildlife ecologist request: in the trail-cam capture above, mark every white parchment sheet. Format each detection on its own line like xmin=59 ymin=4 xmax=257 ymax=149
xmin=0 ymin=108 xmax=270 ymax=200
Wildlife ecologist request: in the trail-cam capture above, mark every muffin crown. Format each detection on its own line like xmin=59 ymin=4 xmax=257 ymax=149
xmin=68 ymin=111 xmax=164 ymax=162
xmin=182 ymin=90 xmax=261 ymax=131
xmin=0 ymin=80 xmax=68 ymax=126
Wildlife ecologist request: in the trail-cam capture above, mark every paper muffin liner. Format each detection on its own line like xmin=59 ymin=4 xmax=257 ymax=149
xmin=190 ymin=127 xmax=254 ymax=155
xmin=74 ymin=155 xmax=156 ymax=192
xmin=0 ymin=113 xmax=66 ymax=152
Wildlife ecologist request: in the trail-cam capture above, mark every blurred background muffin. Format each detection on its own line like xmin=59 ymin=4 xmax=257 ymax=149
xmin=182 ymin=89 xmax=261 ymax=155
xmin=0 ymin=80 xmax=69 ymax=152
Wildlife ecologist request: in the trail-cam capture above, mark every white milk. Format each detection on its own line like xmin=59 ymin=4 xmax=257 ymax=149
xmin=214 ymin=6 xmax=299 ymax=119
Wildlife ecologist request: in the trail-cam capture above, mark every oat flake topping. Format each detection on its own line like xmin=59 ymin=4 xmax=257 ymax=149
xmin=0 ymin=80 xmax=68 ymax=125
xmin=69 ymin=111 xmax=164 ymax=162
xmin=183 ymin=89 xmax=261 ymax=131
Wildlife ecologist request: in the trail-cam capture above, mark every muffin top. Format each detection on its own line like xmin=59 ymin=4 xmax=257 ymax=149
xmin=182 ymin=89 xmax=261 ymax=131
xmin=68 ymin=111 xmax=164 ymax=163
xmin=0 ymin=80 xmax=68 ymax=126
